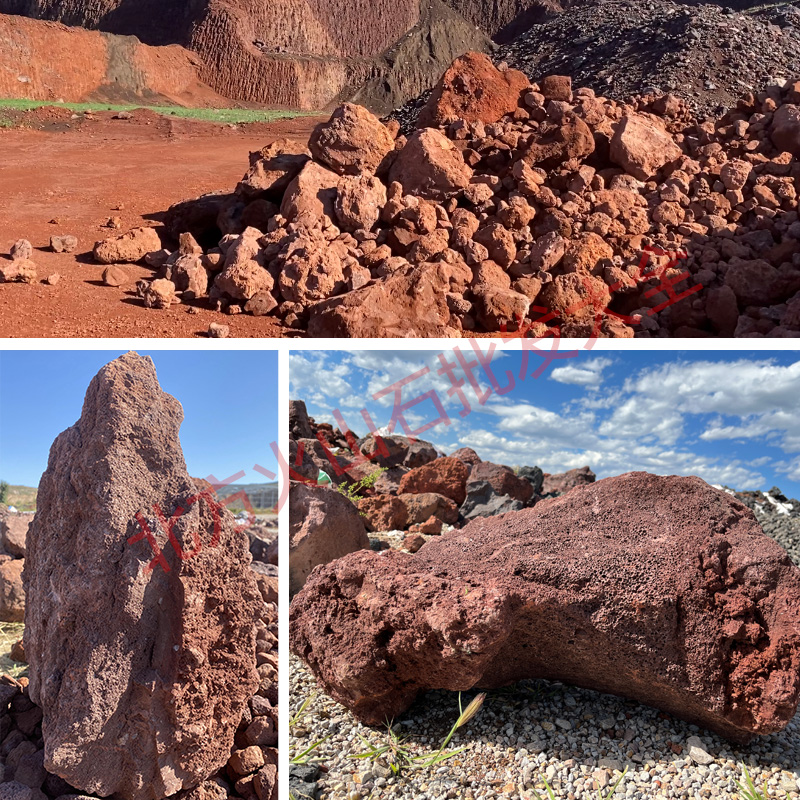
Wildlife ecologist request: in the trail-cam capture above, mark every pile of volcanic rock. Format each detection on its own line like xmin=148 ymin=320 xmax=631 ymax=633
xmin=94 ymin=51 xmax=800 ymax=337
xmin=0 ymin=511 xmax=29 ymax=625
xmin=288 ymin=398 xmax=595 ymax=592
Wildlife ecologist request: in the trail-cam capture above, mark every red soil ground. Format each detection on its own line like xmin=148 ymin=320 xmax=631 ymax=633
xmin=0 ymin=110 xmax=321 ymax=338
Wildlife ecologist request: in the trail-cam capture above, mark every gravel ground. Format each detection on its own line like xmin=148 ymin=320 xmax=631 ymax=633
xmin=498 ymin=0 xmax=800 ymax=119
xmin=291 ymin=655 xmax=800 ymax=800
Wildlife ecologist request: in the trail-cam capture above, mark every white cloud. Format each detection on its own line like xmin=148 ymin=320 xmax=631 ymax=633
xmin=550 ymin=357 xmax=613 ymax=387
xmin=290 ymin=352 xmax=800 ymax=494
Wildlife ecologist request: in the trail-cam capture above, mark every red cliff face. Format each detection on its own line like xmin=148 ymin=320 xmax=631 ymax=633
xmin=0 ymin=0 xmax=490 ymax=109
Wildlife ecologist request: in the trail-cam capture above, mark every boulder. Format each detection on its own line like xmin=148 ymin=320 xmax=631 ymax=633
xmin=460 ymin=481 xmax=525 ymax=521
xmin=450 ymin=447 xmax=481 ymax=467
xmin=466 ymin=462 xmax=533 ymax=503
xmin=542 ymin=466 xmax=596 ymax=495
xmin=23 ymin=352 xmax=260 ymax=799
xmin=278 ymin=231 xmax=348 ymax=306
xmin=373 ymin=466 xmax=409 ymax=495
xmin=289 ymin=400 xmax=314 ymax=440
xmin=357 ymin=435 xmax=438 ymax=469
xmin=289 ymin=437 xmax=354 ymax=486
xmin=280 ymin=162 xmax=339 ymax=225
xmin=142 ymin=278 xmax=176 ymax=309
xmin=335 ymin=175 xmax=387 ymax=232
xmin=523 ymin=115 xmax=595 ymax=168
xmin=93 ymin=227 xmax=162 ymax=264
xmin=418 ymin=51 xmax=529 ymax=127
xmin=290 ymin=473 xmax=800 ymax=742
xmin=307 ymin=262 xmax=457 ymax=337
xmin=357 ymin=495 xmax=409 ymax=532
xmin=289 ymin=482 xmax=369 ymax=595
xmin=397 ymin=457 xmax=469 ymax=505
xmin=610 ymin=114 xmax=683 ymax=180
xmin=236 ymin=140 xmax=311 ymax=198
xmin=409 ymin=515 xmax=444 ymax=534
xmin=771 ymin=104 xmax=800 ymax=156
xmin=0 ymin=260 xmax=37 ymax=284
xmin=389 ymin=129 xmax=473 ymax=200
xmin=0 ymin=559 xmax=25 ymax=622
xmin=309 ymin=104 xmax=395 ymax=176
xmin=10 ymin=239 xmax=33 ymax=261
xmin=102 ymin=265 xmax=130 ymax=288
xmin=399 ymin=492 xmax=458 ymax=526
xmin=517 ymin=466 xmax=544 ymax=496
xmin=403 ymin=533 xmax=427 ymax=553
xmin=1 ymin=513 xmax=31 ymax=557
xmin=50 ymin=235 xmax=78 ymax=254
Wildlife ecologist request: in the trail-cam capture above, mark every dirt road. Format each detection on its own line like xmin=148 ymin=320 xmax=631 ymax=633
xmin=0 ymin=110 xmax=320 ymax=338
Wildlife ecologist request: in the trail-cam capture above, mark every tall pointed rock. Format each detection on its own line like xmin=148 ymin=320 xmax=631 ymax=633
xmin=24 ymin=352 xmax=260 ymax=800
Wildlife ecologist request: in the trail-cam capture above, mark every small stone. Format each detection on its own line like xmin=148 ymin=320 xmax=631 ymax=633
xmin=50 ymin=235 xmax=78 ymax=253
xmin=686 ymin=736 xmax=714 ymax=765
xmin=208 ymin=322 xmax=230 ymax=338
xmin=102 ymin=266 xmax=129 ymax=287
xmin=10 ymin=240 xmax=33 ymax=261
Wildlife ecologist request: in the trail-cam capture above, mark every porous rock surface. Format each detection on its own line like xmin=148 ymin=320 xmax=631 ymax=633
xmin=23 ymin=352 xmax=261 ymax=800
xmin=289 ymin=482 xmax=369 ymax=595
xmin=147 ymin=57 xmax=800 ymax=338
xmin=290 ymin=472 xmax=800 ymax=743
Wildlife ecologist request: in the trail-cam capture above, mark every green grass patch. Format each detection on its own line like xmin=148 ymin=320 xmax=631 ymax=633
xmin=4 ymin=486 xmax=36 ymax=512
xmin=0 ymin=98 xmax=313 ymax=124
xmin=0 ymin=622 xmax=26 ymax=680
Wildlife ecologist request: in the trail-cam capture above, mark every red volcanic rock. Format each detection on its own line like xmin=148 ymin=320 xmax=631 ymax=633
xmin=770 ymin=104 xmax=800 ymax=156
xmin=309 ymin=104 xmax=395 ymax=176
xmin=358 ymin=495 xmax=409 ymax=532
xmin=418 ymin=51 xmax=529 ymax=128
xmin=307 ymin=262 xmax=458 ymax=337
xmin=290 ymin=483 xmax=369 ymax=594
xmin=408 ymin=515 xmax=444 ymax=534
xmin=358 ymin=434 xmax=438 ymax=470
xmin=373 ymin=466 xmax=409 ymax=495
xmin=389 ymin=129 xmax=474 ymax=200
xmin=289 ymin=399 xmax=314 ymax=440
xmin=542 ymin=466 xmax=596 ymax=495
xmin=290 ymin=473 xmax=800 ymax=742
xmin=398 ymin=457 xmax=470 ymax=505
xmin=402 ymin=533 xmax=427 ymax=553
xmin=1 ymin=513 xmax=31 ymax=558
xmin=24 ymin=352 xmax=260 ymax=799
xmin=467 ymin=462 xmax=533 ymax=503
xmin=450 ymin=447 xmax=481 ymax=466
xmin=522 ymin=114 xmax=595 ymax=168
xmin=399 ymin=492 xmax=458 ymax=526
xmin=610 ymin=113 xmax=683 ymax=180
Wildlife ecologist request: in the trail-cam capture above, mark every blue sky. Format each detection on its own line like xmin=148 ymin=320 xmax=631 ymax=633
xmin=0 ymin=351 xmax=280 ymax=488
xmin=290 ymin=348 xmax=800 ymax=497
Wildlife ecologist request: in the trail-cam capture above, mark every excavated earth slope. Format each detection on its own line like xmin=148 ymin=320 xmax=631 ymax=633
xmin=0 ymin=0 xmax=490 ymax=110
xmin=0 ymin=13 xmax=225 ymax=105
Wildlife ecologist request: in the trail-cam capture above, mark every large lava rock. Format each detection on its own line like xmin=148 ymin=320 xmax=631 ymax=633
xmin=290 ymin=472 xmax=800 ymax=743
xmin=24 ymin=353 xmax=261 ymax=800
xmin=289 ymin=482 xmax=369 ymax=595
